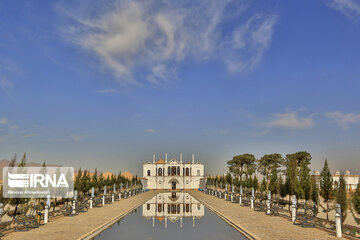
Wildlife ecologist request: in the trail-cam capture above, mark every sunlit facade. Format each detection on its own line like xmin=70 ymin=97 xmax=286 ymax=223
xmin=143 ymin=154 xmax=204 ymax=190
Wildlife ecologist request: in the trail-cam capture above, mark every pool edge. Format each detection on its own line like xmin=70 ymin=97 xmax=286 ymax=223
xmin=78 ymin=191 xmax=157 ymax=240
xmin=187 ymin=191 xmax=259 ymax=240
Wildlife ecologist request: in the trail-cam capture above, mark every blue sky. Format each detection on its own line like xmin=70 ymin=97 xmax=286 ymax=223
xmin=0 ymin=0 xmax=360 ymax=175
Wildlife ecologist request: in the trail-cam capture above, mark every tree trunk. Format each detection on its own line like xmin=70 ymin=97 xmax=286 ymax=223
xmin=288 ymin=195 xmax=291 ymax=211
xmin=326 ymin=201 xmax=329 ymax=220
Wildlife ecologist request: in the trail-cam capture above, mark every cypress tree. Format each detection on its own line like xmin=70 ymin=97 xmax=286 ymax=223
xmin=75 ymin=168 xmax=82 ymax=192
xmin=269 ymin=166 xmax=278 ymax=195
xmin=352 ymin=183 xmax=360 ymax=215
xmin=320 ymin=159 xmax=333 ymax=220
xmin=18 ymin=153 xmax=27 ymax=167
xmin=253 ymin=176 xmax=259 ymax=192
xmin=279 ymin=176 xmax=287 ymax=199
xmin=284 ymin=155 xmax=298 ymax=209
xmin=336 ymin=173 xmax=347 ymax=223
xmin=9 ymin=154 xmax=17 ymax=168
xmin=260 ymin=177 xmax=267 ymax=193
xmin=298 ymin=161 xmax=311 ymax=201
xmin=310 ymin=175 xmax=319 ymax=204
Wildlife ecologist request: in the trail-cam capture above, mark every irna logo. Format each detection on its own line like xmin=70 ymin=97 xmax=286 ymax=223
xmin=7 ymin=172 xmax=69 ymax=188
xmin=3 ymin=167 xmax=74 ymax=198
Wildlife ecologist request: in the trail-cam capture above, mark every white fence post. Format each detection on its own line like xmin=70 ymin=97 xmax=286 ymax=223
xmin=251 ymin=188 xmax=254 ymax=209
xmin=291 ymin=195 xmax=297 ymax=223
xmin=266 ymin=191 xmax=271 ymax=215
xmin=335 ymin=204 xmax=342 ymax=238
xmin=239 ymin=186 xmax=242 ymax=205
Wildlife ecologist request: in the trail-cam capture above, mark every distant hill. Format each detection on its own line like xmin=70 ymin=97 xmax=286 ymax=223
xmin=0 ymin=159 xmax=61 ymax=179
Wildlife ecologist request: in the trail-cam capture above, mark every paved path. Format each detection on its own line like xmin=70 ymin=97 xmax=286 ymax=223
xmin=189 ymin=190 xmax=345 ymax=240
xmin=4 ymin=191 xmax=157 ymax=240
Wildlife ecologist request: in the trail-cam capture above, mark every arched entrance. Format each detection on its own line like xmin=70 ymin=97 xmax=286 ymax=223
xmin=168 ymin=178 xmax=179 ymax=191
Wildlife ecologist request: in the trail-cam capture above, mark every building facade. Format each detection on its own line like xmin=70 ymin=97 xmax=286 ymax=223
xmin=313 ymin=170 xmax=359 ymax=191
xmin=143 ymin=154 xmax=204 ymax=190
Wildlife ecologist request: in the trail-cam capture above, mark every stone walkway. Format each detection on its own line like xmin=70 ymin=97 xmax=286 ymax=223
xmin=4 ymin=190 xmax=157 ymax=240
xmin=189 ymin=190 xmax=346 ymax=240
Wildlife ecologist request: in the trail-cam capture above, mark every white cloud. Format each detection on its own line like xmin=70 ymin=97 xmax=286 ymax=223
xmin=326 ymin=111 xmax=360 ymax=129
xmin=0 ymin=117 xmax=7 ymax=125
xmin=265 ymin=109 xmax=315 ymax=130
xmin=327 ymin=0 xmax=360 ymax=22
xmin=97 ymin=88 xmax=119 ymax=93
xmin=146 ymin=129 xmax=155 ymax=133
xmin=8 ymin=125 xmax=19 ymax=130
xmin=59 ymin=0 xmax=277 ymax=85
xmin=229 ymin=14 xmax=277 ymax=71
xmin=71 ymin=134 xmax=87 ymax=142
xmin=22 ymin=133 xmax=37 ymax=138
xmin=0 ymin=76 xmax=13 ymax=89
xmin=253 ymin=129 xmax=269 ymax=136
xmin=0 ymin=117 xmax=19 ymax=130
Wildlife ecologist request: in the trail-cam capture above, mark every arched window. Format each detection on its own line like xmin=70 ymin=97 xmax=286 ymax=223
xmin=197 ymin=170 xmax=200 ymax=176
xmin=186 ymin=168 xmax=190 ymax=176
xmin=147 ymin=170 xmax=151 ymax=176
xmin=158 ymin=168 xmax=162 ymax=176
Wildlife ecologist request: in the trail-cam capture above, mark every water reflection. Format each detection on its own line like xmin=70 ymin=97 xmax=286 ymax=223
xmin=95 ymin=192 xmax=248 ymax=240
xmin=142 ymin=192 xmax=204 ymax=228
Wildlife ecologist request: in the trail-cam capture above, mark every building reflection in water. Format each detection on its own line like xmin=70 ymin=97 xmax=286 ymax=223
xmin=142 ymin=192 xmax=205 ymax=228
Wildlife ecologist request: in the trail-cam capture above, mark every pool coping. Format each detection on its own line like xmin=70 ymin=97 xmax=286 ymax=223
xmin=187 ymin=191 xmax=259 ymax=240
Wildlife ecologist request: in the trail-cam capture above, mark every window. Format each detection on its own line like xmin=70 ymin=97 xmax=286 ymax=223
xmin=197 ymin=170 xmax=200 ymax=176
xmin=168 ymin=166 xmax=170 ymax=175
xmin=186 ymin=168 xmax=190 ymax=176
xmin=147 ymin=204 xmax=150 ymax=210
xmin=177 ymin=167 xmax=180 ymax=175
xmin=158 ymin=168 xmax=162 ymax=176
xmin=158 ymin=204 xmax=162 ymax=213
xmin=186 ymin=204 xmax=190 ymax=213
xmin=147 ymin=170 xmax=151 ymax=176
xmin=171 ymin=204 xmax=176 ymax=214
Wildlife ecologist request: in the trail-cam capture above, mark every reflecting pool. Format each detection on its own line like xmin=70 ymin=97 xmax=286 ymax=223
xmin=95 ymin=192 xmax=248 ymax=240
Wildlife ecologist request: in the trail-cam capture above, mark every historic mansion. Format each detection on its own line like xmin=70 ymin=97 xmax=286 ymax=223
xmin=142 ymin=154 xmax=204 ymax=190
